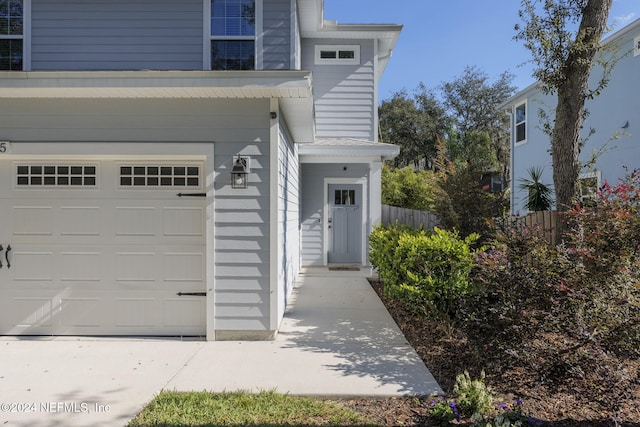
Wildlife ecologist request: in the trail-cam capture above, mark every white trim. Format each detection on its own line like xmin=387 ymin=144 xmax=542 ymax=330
xmin=203 ymin=0 xmax=211 ymax=70
xmin=373 ymin=38 xmax=379 ymax=142
xmin=255 ymin=0 xmax=264 ymax=70
xmin=23 ymin=0 xmax=31 ymax=71
xmin=323 ymin=177 xmax=368 ymax=266
xmin=268 ymin=98 xmax=279 ymax=332
xmin=514 ymin=99 xmax=528 ymax=146
xmin=368 ymin=161 xmax=382 ymax=266
xmin=314 ymin=44 xmax=361 ymax=65
xmin=290 ymin=0 xmax=298 ymax=69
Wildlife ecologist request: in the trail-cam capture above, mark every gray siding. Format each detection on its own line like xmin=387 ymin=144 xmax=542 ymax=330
xmin=277 ymin=122 xmax=299 ymax=320
xmin=300 ymin=163 xmax=370 ymax=266
xmin=301 ymin=39 xmax=376 ymax=140
xmin=263 ymin=0 xmax=291 ymax=70
xmin=0 ymin=97 xmax=274 ymax=332
xmin=31 ymin=0 xmax=204 ymax=71
xmin=511 ymin=26 xmax=640 ymax=214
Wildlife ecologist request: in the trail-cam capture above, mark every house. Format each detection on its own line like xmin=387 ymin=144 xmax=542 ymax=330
xmin=0 ymin=0 xmax=401 ymax=340
xmin=501 ymin=18 xmax=640 ymax=215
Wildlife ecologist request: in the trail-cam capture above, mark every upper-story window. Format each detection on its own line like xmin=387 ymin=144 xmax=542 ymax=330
xmin=515 ymin=101 xmax=527 ymax=145
xmin=0 ymin=0 xmax=23 ymax=70
xmin=211 ymin=0 xmax=255 ymax=70
xmin=315 ymin=45 xmax=360 ymax=65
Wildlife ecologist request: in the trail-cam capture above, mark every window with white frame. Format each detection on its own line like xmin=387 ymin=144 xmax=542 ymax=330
xmin=315 ymin=45 xmax=360 ymax=65
xmin=0 ymin=0 xmax=23 ymax=70
xmin=210 ymin=0 xmax=255 ymax=70
xmin=515 ymin=101 xmax=527 ymax=145
xmin=634 ymin=35 xmax=640 ymax=57
xmin=578 ymin=170 xmax=601 ymax=207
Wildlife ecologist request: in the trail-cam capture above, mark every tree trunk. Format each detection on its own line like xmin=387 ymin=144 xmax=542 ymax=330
xmin=551 ymin=0 xmax=612 ymax=238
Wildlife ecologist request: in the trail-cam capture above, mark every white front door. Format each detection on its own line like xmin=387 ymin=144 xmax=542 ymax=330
xmin=0 ymin=157 xmax=207 ymax=336
xmin=328 ymin=184 xmax=362 ymax=264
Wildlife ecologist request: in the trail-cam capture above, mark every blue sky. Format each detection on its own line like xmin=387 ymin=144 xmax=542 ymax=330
xmin=324 ymin=0 xmax=639 ymax=102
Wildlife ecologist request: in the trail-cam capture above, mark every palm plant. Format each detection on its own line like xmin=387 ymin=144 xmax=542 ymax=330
xmin=518 ymin=166 xmax=554 ymax=211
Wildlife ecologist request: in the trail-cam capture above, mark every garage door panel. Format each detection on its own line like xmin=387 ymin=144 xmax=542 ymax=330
xmin=59 ymin=206 xmax=102 ymax=236
xmin=163 ymin=207 xmax=205 ymax=236
xmin=13 ymin=206 xmax=54 ymax=236
xmin=8 ymin=298 xmax=54 ymax=328
xmin=116 ymin=252 xmax=158 ymax=283
xmin=164 ymin=252 xmax=204 ymax=282
xmin=60 ymin=252 xmax=104 ymax=282
xmin=163 ymin=298 xmax=206 ymax=328
xmin=115 ymin=207 xmax=159 ymax=237
xmin=115 ymin=298 xmax=160 ymax=328
xmin=12 ymin=251 xmax=55 ymax=282
xmin=60 ymin=297 xmax=103 ymax=328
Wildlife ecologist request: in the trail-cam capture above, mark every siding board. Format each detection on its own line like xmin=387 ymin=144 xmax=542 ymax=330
xmin=301 ymin=39 xmax=375 ymax=139
xmin=276 ymin=121 xmax=300 ymax=321
xmin=263 ymin=0 xmax=292 ymax=70
xmin=31 ymin=0 xmax=204 ymax=70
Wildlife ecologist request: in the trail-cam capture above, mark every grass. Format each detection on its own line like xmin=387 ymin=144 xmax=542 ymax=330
xmin=127 ymin=390 xmax=377 ymax=427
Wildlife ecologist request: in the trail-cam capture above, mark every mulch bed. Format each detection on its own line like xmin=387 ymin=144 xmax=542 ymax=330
xmin=338 ymin=280 xmax=640 ymax=427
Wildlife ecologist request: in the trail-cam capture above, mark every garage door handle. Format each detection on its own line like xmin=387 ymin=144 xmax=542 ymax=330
xmin=176 ymin=193 xmax=206 ymax=198
xmin=5 ymin=245 xmax=10 ymax=269
xmin=176 ymin=292 xmax=207 ymax=297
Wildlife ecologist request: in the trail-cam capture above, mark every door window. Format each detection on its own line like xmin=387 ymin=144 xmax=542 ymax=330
xmin=334 ymin=189 xmax=355 ymax=206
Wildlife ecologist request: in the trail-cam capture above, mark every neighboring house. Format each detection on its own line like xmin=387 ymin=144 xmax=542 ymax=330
xmin=501 ymin=18 xmax=640 ymax=215
xmin=0 ymin=0 xmax=401 ymax=340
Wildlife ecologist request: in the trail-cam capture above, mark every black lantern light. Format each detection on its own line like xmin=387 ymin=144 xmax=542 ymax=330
xmin=231 ymin=156 xmax=249 ymax=189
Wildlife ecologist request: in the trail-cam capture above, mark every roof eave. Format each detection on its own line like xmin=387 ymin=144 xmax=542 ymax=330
xmin=0 ymin=70 xmax=316 ymax=142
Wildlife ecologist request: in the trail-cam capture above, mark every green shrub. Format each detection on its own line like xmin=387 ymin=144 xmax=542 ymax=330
xmin=453 ymin=370 xmax=494 ymax=417
xmin=370 ymin=224 xmax=479 ymax=317
xmin=465 ymin=168 xmax=640 ymax=403
xmin=369 ymin=223 xmax=415 ymax=288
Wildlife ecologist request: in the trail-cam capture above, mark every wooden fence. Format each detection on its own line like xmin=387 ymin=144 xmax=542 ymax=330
xmin=381 ymin=204 xmax=440 ymax=230
xmin=497 ymin=210 xmax=560 ymax=246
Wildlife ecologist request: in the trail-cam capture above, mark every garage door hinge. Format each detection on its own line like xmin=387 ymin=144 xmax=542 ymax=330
xmin=176 ymin=292 xmax=207 ymax=297
xmin=176 ymin=193 xmax=206 ymax=198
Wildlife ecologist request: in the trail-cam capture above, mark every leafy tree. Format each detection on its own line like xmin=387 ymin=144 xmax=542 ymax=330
xmin=440 ymin=66 xmax=516 ymax=178
xmin=381 ymin=166 xmax=442 ymax=211
xmin=379 ymin=86 xmax=451 ymax=169
xmin=515 ymin=0 xmax=614 ymax=216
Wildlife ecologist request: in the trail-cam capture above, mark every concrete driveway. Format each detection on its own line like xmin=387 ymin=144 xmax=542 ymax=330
xmin=0 ymin=268 xmax=441 ymax=427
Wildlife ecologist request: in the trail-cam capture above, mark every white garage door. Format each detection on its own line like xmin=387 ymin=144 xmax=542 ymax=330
xmin=0 ymin=157 xmax=207 ymax=336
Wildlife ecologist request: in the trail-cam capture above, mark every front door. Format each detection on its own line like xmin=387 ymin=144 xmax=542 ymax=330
xmin=328 ymin=184 xmax=362 ymax=264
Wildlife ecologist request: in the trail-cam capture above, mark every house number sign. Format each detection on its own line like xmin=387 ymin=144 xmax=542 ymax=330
xmin=0 ymin=142 xmax=11 ymax=154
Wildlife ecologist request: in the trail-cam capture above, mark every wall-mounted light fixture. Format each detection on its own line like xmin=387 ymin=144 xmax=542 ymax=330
xmin=231 ymin=156 xmax=250 ymax=189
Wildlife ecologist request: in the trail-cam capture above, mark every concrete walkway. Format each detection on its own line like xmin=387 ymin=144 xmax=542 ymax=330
xmin=0 ymin=268 xmax=441 ymax=427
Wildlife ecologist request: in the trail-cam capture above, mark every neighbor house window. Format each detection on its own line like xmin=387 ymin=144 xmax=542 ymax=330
xmin=315 ymin=45 xmax=360 ymax=65
xmin=515 ymin=101 xmax=527 ymax=145
xmin=210 ymin=0 xmax=255 ymax=70
xmin=0 ymin=0 xmax=23 ymax=70
xmin=635 ymin=35 xmax=640 ymax=57
xmin=578 ymin=170 xmax=601 ymax=207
